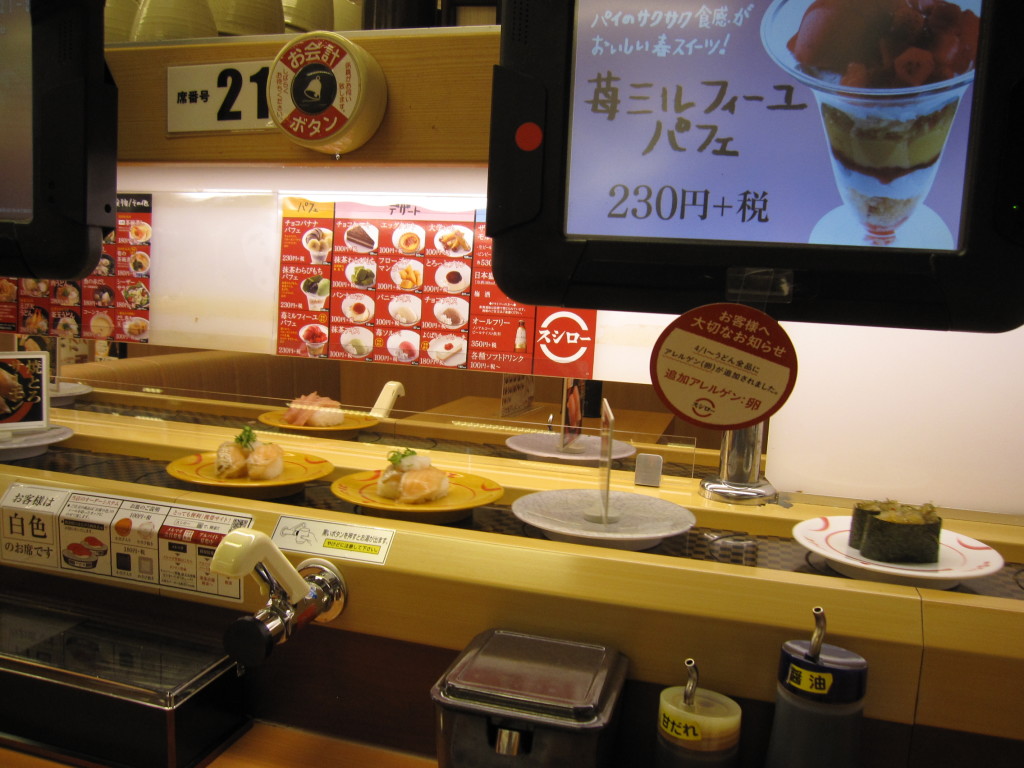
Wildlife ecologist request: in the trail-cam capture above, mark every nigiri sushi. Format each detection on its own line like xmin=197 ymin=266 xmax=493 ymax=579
xmin=216 ymin=427 xmax=253 ymax=478
xmin=283 ymin=391 xmax=346 ymax=427
xmin=247 ymin=441 xmax=285 ymax=481
xmin=397 ymin=467 xmax=450 ymax=504
xmin=377 ymin=448 xmax=444 ymax=502
xmin=215 ymin=426 xmax=285 ymax=481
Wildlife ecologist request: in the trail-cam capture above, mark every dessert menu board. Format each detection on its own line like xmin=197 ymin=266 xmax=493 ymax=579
xmin=566 ymin=0 xmax=979 ymax=250
xmin=277 ymin=199 xmax=597 ymax=379
xmin=0 ymin=194 xmax=153 ymax=344
xmin=467 ymin=213 xmax=534 ymax=375
xmin=278 ymin=197 xmax=335 ymax=359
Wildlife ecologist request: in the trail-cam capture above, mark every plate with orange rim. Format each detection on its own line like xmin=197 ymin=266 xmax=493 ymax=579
xmin=167 ymin=451 xmax=334 ymax=499
xmin=257 ymin=409 xmax=380 ymax=432
xmin=330 ymin=469 xmax=504 ymax=523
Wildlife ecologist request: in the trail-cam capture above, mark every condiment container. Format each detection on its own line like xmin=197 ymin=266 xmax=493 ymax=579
xmin=764 ymin=607 xmax=868 ymax=768
xmin=430 ymin=628 xmax=628 ymax=768
xmin=656 ymin=659 xmax=741 ymax=767
xmin=0 ymin=594 xmax=247 ymax=768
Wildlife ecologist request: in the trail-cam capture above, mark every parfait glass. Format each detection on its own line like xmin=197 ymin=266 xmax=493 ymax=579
xmin=761 ymin=0 xmax=977 ymax=248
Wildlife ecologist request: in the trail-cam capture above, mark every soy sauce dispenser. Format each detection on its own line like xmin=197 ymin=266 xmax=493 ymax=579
xmin=764 ymin=607 xmax=868 ymax=768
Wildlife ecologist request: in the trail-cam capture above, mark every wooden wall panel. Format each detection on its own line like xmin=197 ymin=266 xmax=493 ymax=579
xmin=105 ymin=29 xmax=499 ymax=165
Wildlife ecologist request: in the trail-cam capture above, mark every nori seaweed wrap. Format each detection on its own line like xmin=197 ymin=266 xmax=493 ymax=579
xmin=859 ymin=503 xmax=941 ymax=564
xmin=849 ymin=500 xmax=895 ymax=548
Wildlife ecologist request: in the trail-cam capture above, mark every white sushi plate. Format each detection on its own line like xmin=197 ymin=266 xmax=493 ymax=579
xmin=793 ymin=515 xmax=1005 ymax=589
xmin=512 ymin=489 xmax=695 ymax=550
xmin=50 ymin=382 xmax=93 ymax=407
xmin=506 ymin=433 xmax=635 ymax=462
xmin=0 ymin=426 xmax=74 ymax=461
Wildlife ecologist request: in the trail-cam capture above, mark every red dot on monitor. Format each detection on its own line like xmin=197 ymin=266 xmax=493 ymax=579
xmin=515 ymin=122 xmax=543 ymax=152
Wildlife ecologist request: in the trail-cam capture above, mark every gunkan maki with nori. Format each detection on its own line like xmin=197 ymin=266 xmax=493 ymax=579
xmin=859 ymin=502 xmax=941 ymax=564
xmin=849 ymin=500 xmax=896 ymax=549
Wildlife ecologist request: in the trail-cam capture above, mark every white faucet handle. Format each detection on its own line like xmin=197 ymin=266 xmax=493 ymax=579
xmin=370 ymin=380 xmax=406 ymax=418
xmin=211 ymin=529 xmax=310 ymax=604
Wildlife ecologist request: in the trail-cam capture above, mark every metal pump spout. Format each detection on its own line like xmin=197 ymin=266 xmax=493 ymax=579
xmin=210 ymin=529 xmax=347 ymax=667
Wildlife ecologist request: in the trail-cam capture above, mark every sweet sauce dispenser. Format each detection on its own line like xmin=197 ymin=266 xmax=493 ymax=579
xmin=656 ymin=658 xmax=742 ymax=767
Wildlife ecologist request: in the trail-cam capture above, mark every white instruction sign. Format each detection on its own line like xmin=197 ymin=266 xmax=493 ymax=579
xmin=272 ymin=515 xmax=394 ymax=564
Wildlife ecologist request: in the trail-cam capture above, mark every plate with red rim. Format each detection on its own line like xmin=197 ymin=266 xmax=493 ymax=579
xmin=331 ymin=469 xmax=503 ymax=523
xmin=167 ymin=451 xmax=334 ymax=498
xmin=258 ymin=409 xmax=380 ymax=432
xmin=793 ymin=515 xmax=1004 ymax=589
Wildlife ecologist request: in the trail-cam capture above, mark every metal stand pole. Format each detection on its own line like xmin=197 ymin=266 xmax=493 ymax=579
xmin=699 ymin=421 xmax=778 ymax=505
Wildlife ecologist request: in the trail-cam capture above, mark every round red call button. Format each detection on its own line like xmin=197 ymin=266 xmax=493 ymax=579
xmin=515 ymin=122 xmax=543 ymax=152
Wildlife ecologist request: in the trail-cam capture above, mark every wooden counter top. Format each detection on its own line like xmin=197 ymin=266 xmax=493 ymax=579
xmin=0 ymin=722 xmax=437 ymax=768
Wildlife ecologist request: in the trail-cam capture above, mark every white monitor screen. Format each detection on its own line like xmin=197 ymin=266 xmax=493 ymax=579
xmin=566 ymin=0 xmax=980 ymax=251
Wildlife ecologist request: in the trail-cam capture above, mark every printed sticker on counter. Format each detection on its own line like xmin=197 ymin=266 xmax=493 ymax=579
xmin=0 ymin=483 xmax=251 ymax=600
xmin=272 ymin=515 xmax=394 ymax=565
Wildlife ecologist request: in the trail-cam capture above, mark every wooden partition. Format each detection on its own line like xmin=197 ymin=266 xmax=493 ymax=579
xmin=106 ymin=28 xmax=499 ymax=166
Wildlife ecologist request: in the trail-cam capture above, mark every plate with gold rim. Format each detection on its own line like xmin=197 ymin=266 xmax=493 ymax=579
xmin=330 ymin=469 xmax=503 ymax=523
xmin=258 ymin=409 xmax=380 ymax=432
xmin=167 ymin=451 xmax=334 ymax=498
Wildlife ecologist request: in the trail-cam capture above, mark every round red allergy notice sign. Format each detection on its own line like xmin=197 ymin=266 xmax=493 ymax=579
xmin=650 ymin=303 xmax=798 ymax=431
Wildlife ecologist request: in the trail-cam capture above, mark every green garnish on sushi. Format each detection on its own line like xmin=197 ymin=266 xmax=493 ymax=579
xmin=387 ymin=447 xmax=416 ymax=466
xmin=234 ymin=425 xmax=257 ymax=451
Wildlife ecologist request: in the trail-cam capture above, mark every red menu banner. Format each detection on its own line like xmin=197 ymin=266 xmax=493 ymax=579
xmin=278 ymin=199 xmax=478 ymax=368
xmin=467 ymin=219 xmax=535 ymax=374
xmin=0 ymin=194 xmax=153 ymax=345
xmin=277 ymin=197 xmax=335 ymax=357
xmin=277 ymin=200 xmax=602 ymax=380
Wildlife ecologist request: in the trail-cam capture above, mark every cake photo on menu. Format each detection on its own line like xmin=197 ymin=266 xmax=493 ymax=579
xmin=762 ymin=0 xmax=980 ymax=247
xmin=376 ymin=448 xmax=450 ymax=504
xmin=344 ymin=223 xmax=378 ymax=253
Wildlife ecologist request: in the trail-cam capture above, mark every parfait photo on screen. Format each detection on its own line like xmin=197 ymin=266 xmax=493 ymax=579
xmin=762 ymin=0 xmax=979 ymax=248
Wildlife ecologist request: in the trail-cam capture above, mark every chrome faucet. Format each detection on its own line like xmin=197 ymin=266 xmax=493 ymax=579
xmin=210 ymin=529 xmax=347 ymax=667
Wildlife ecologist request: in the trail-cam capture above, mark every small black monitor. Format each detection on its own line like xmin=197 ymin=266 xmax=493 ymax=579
xmin=0 ymin=0 xmax=117 ymax=279
xmin=488 ymin=0 xmax=1024 ymax=332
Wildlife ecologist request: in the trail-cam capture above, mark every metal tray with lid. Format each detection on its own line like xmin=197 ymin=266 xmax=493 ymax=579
xmin=0 ymin=594 xmax=249 ymax=768
xmin=431 ymin=629 xmax=628 ymax=767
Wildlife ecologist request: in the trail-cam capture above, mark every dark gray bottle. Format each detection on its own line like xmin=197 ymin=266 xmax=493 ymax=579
xmin=764 ymin=608 xmax=868 ymax=768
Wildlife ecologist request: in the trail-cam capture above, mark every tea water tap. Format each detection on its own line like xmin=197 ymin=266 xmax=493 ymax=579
xmin=210 ymin=529 xmax=347 ymax=667
xmin=370 ymin=380 xmax=405 ymax=418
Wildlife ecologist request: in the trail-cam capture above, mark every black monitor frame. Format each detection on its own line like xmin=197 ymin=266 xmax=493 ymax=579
xmin=0 ymin=0 xmax=117 ymax=279
xmin=487 ymin=0 xmax=1024 ymax=332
